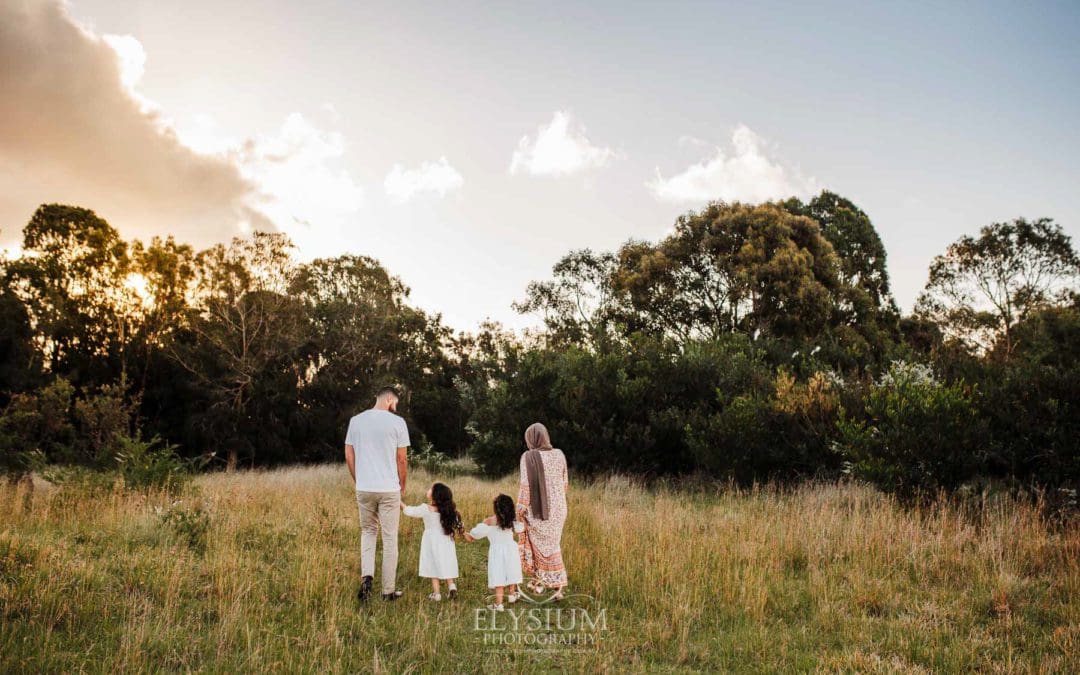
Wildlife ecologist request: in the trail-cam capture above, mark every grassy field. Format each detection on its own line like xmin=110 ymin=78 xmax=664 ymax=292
xmin=1 ymin=464 xmax=1077 ymax=673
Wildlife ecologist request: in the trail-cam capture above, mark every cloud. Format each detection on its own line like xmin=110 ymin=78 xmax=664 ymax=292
xmin=235 ymin=113 xmax=365 ymax=235
xmin=0 ymin=0 xmax=363 ymax=251
xmin=384 ymin=157 xmax=464 ymax=203
xmin=101 ymin=34 xmax=146 ymax=94
xmin=649 ymin=125 xmax=820 ymax=204
xmin=509 ymin=111 xmax=618 ymax=176
xmin=0 ymin=0 xmax=261 ymax=243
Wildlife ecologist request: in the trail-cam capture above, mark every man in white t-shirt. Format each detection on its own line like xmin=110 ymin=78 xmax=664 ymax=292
xmin=345 ymin=386 xmax=410 ymax=601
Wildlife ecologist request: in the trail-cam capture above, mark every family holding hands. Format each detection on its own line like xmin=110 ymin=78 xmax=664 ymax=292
xmin=345 ymin=388 xmax=569 ymax=611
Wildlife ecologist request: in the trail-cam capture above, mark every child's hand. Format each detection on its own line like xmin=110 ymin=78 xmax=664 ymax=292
xmin=399 ymin=501 xmax=406 ymax=510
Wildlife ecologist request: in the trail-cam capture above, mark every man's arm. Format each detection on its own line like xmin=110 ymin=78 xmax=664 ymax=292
xmin=345 ymin=444 xmax=356 ymax=483
xmin=396 ymin=446 xmax=407 ymax=493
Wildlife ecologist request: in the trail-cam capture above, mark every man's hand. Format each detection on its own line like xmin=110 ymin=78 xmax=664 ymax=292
xmin=396 ymin=446 xmax=408 ymax=494
xmin=463 ymin=533 xmax=475 ymax=542
xmin=344 ymin=444 xmax=356 ymax=483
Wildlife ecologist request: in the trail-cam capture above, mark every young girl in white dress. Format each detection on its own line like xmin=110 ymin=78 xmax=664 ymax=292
xmin=464 ymin=494 xmax=525 ymax=611
xmin=401 ymin=482 xmax=463 ymax=601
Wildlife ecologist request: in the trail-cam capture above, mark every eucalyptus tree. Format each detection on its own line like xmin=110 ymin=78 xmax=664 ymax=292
xmin=783 ymin=191 xmax=900 ymax=363
xmin=916 ymin=218 xmax=1079 ymax=356
xmin=168 ymin=232 xmax=309 ymax=469
xmin=513 ymin=248 xmax=619 ymax=348
xmin=611 ymin=201 xmax=841 ymax=344
xmin=295 ymin=255 xmax=417 ymax=451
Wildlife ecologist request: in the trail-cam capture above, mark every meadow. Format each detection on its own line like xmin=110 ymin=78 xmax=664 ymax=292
xmin=1 ymin=465 xmax=1077 ymax=673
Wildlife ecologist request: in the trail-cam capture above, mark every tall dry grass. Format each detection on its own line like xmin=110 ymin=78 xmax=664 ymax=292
xmin=1 ymin=465 xmax=1077 ymax=673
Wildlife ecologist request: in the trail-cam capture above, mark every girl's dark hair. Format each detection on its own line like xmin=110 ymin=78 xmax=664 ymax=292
xmin=493 ymin=494 xmax=516 ymax=530
xmin=431 ymin=483 xmax=463 ymax=537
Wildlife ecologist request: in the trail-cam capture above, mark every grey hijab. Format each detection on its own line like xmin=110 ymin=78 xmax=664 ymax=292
xmin=523 ymin=422 xmax=553 ymax=520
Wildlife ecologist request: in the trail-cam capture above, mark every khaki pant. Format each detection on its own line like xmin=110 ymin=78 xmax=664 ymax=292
xmin=356 ymin=490 xmax=401 ymax=594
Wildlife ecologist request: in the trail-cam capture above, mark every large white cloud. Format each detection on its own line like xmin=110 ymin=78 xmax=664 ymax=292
xmin=0 ymin=0 xmax=363 ymax=250
xmin=509 ymin=111 xmax=618 ymax=177
xmin=649 ymin=125 xmax=820 ymax=203
xmin=236 ymin=113 xmax=365 ymax=234
xmin=384 ymin=157 xmax=464 ymax=203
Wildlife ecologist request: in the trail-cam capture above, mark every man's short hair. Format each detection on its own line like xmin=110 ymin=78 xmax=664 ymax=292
xmin=375 ymin=386 xmax=400 ymax=400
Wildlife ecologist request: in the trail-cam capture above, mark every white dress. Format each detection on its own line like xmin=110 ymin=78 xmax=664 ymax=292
xmin=403 ymin=504 xmax=459 ymax=579
xmin=469 ymin=520 xmax=525 ymax=588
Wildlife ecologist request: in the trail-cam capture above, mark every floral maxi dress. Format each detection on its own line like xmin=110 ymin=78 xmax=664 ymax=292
xmin=517 ymin=448 xmax=568 ymax=588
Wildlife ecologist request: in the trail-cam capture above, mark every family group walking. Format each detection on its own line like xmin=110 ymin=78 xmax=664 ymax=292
xmin=343 ymin=387 xmax=569 ymax=609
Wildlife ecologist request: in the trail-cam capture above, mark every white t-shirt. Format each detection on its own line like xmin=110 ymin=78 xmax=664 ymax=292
xmin=345 ymin=409 xmax=410 ymax=492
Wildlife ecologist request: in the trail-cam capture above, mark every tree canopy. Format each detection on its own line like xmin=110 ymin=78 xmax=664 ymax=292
xmin=2 ymin=196 xmax=1077 ymax=499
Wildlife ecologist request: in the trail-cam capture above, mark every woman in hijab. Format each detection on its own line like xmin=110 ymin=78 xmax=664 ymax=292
xmin=516 ymin=422 xmax=569 ymax=596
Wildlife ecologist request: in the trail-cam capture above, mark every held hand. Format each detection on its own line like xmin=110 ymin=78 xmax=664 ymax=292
xmin=399 ymin=501 xmax=406 ymax=511
xmin=463 ymin=533 xmax=475 ymax=542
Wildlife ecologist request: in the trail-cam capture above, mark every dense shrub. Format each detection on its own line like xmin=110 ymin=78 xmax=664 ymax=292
xmin=0 ymin=378 xmax=75 ymax=473
xmin=838 ymin=361 xmax=989 ymax=498
xmin=113 ymin=434 xmax=189 ymax=493
xmin=976 ymin=306 xmax=1080 ymax=488
xmin=687 ymin=370 xmax=845 ymax=482
xmin=466 ymin=336 xmax=762 ymax=477
xmin=1 ymin=376 xmax=188 ymax=492
xmin=466 ymin=335 xmax=858 ymax=482
xmin=74 ymin=379 xmax=141 ymax=464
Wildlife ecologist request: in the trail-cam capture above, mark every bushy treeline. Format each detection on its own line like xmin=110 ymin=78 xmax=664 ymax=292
xmin=0 ymin=204 xmax=468 ymax=477
xmin=465 ymin=195 xmax=1080 ymax=498
xmin=2 ymin=195 xmax=1078 ymax=499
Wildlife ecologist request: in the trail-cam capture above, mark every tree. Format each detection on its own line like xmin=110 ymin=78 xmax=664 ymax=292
xmin=783 ymin=192 xmax=897 ymax=316
xmin=5 ymin=204 xmax=137 ymax=386
xmin=295 ymin=254 xmax=416 ymax=383
xmin=976 ymin=302 xmax=1080 ymax=487
xmin=167 ymin=232 xmax=309 ymax=470
xmin=127 ymin=236 xmax=197 ymax=389
xmin=783 ymin=191 xmax=900 ymax=364
xmin=611 ymin=202 xmax=841 ymax=343
xmin=916 ymin=218 xmax=1080 ymax=356
xmin=514 ymin=249 xmax=618 ymax=348
xmin=0 ymin=265 xmax=41 ymax=403
xmin=293 ymin=254 xmax=464 ymax=457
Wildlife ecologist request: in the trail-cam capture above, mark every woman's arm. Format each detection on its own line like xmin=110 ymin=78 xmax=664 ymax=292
xmin=517 ymin=453 xmax=530 ymax=517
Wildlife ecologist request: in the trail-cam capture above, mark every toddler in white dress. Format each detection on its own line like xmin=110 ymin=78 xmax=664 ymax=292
xmin=465 ymin=493 xmax=524 ymax=611
xmin=401 ymin=482 xmax=463 ymax=601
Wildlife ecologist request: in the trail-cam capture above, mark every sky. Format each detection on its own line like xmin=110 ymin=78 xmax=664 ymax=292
xmin=2 ymin=0 xmax=1079 ymax=331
